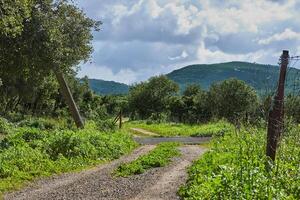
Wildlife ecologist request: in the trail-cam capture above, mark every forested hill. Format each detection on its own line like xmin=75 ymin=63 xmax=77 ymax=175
xmin=167 ymin=61 xmax=300 ymax=93
xmin=88 ymin=61 xmax=300 ymax=95
xmin=88 ymin=79 xmax=129 ymax=95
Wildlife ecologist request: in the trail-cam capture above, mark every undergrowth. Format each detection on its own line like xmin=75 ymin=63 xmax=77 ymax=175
xmin=124 ymin=120 xmax=233 ymax=137
xmin=114 ymin=142 xmax=180 ymax=177
xmin=179 ymin=125 xmax=300 ymax=199
xmin=0 ymin=117 xmax=137 ymax=196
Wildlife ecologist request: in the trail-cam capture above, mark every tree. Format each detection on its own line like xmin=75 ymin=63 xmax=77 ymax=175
xmin=208 ymin=78 xmax=258 ymax=122
xmin=0 ymin=0 xmax=101 ymax=127
xmin=0 ymin=0 xmax=33 ymax=37
xmin=129 ymin=75 xmax=179 ymax=119
xmin=180 ymin=84 xmax=210 ymax=123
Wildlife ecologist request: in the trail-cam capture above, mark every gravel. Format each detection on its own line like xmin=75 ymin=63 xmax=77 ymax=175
xmin=4 ymin=145 xmax=207 ymax=200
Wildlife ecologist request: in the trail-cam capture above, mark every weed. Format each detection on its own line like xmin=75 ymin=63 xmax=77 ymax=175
xmin=114 ymin=142 xmax=180 ymax=177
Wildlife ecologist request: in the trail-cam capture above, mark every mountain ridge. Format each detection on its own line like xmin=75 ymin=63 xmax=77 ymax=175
xmin=88 ymin=61 xmax=300 ymax=95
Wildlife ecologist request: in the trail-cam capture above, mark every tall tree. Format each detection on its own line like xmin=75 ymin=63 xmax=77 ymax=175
xmin=129 ymin=75 xmax=179 ymax=119
xmin=0 ymin=0 xmax=101 ymax=127
xmin=208 ymin=78 xmax=258 ymax=122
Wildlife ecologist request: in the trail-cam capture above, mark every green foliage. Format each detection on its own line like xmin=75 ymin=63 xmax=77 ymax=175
xmin=125 ymin=120 xmax=233 ymax=137
xmin=208 ymin=78 xmax=259 ymax=122
xmin=285 ymin=94 xmax=300 ymax=123
xmin=0 ymin=122 xmax=137 ymax=194
xmin=129 ymin=75 xmax=179 ymax=119
xmin=0 ymin=0 xmax=32 ymax=37
xmin=179 ymin=126 xmax=300 ymax=199
xmin=17 ymin=118 xmax=63 ymax=130
xmin=0 ymin=0 xmax=101 ymax=117
xmin=0 ymin=117 xmax=11 ymax=135
xmin=114 ymin=142 xmax=180 ymax=177
xmin=95 ymin=119 xmax=117 ymax=132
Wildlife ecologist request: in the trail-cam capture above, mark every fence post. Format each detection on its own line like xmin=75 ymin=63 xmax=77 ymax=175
xmin=119 ymin=110 xmax=122 ymax=129
xmin=266 ymin=50 xmax=289 ymax=161
xmin=54 ymin=71 xmax=84 ymax=128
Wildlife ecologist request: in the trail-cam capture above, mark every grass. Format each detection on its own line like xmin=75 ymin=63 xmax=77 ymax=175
xmin=179 ymin=125 xmax=300 ymax=199
xmin=0 ymin=118 xmax=137 ymax=197
xmin=114 ymin=142 xmax=181 ymax=177
xmin=124 ymin=120 xmax=233 ymax=137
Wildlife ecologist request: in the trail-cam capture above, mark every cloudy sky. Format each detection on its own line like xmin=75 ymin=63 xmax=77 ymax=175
xmin=75 ymin=0 xmax=300 ymax=84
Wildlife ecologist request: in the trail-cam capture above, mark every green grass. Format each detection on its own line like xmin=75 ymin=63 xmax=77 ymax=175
xmin=124 ymin=120 xmax=233 ymax=137
xmin=114 ymin=142 xmax=181 ymax=177
xmin=179 ymin=125 xmax=300 ymax=199
xmin=0 ymin=119 xmax=137 ymax=196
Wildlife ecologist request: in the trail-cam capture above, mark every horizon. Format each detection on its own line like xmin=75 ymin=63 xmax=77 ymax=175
xmin=87 ymin=60 xmax=284 ymax=85
xmin=75 ymin=0 xmax=300 ymax=84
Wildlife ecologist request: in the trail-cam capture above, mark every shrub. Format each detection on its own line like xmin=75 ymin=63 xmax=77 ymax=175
xmin=95 ymin=119 xmax=117 ymax=132
xmin=0 ymin=126 xmax=137 ymax=194
xmin=0 ymin=117 xmax=11 ymax=135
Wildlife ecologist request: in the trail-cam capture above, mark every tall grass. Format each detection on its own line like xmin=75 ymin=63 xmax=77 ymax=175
xmin=124 ymin=120 xmax=233 ymax=137
xmin=0 ymin=118 xmax=137 ymax=195
xmin=114 ymin=142 xmax=180 ymax=177
xmin=179 ymin=125 xmax=300 ymax=199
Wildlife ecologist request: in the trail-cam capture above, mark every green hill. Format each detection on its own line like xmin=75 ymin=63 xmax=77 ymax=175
xmin=88 ymin=79 xmax=129 ymax=95
xmin=167 ymin=61 xmax=300 ymax=94
xmin=88 ymin=62 xmax=300 ymax=95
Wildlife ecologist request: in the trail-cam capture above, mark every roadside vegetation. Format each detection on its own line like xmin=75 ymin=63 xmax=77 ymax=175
xmin=125 ymin=120 xmax=233 ymax=137
xmin=0 ymin=117 xmax=136 ymax=195
xmin=114 ymin=142 xmax=180 ymax=177
xmin=1 ymin=0 xmax=300 ymax=199
xmin=179 ymin=125 xmax=300 ymax=199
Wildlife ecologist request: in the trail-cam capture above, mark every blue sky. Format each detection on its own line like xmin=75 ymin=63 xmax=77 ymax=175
xmin=75 ymin=0 xmax=300 ymax=84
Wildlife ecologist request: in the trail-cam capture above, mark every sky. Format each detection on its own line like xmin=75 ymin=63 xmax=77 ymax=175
xmin=75 ymin=0 xmax=300 ymax=84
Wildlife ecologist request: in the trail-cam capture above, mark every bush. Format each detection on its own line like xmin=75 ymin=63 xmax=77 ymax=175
xmin=0 ymin=117 xmax=11 ymax=135
xmin=0 ymin=125 xmax=137 ymax=194
xmin=17 ymin=118 xmax=66 ymax=130
xmin=95 ymin=119 xmax=117 ymax=132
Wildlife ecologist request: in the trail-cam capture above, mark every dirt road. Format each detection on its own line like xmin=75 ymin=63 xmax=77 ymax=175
xmin=4 ymin=145 xmax=206 ymax=200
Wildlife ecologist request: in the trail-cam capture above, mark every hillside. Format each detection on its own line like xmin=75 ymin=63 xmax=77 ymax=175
xmin=88 ymin=79 xmax=129 ymax=95
xmin=167 ymin=61 xmax=300 ymax=94
xmin=88 ymin=62 xmax=300 ymax=95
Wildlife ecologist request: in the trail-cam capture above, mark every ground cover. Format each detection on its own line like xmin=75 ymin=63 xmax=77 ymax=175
xmin=0 ymin=117 xmax=137 ymax=196
xmin=179 ymin=125 xmax=300 ymax=199
xmin=124 ymin=120 xmax=233 ymax=137
xmin=114 ymin=142 xmax=180 ymax=177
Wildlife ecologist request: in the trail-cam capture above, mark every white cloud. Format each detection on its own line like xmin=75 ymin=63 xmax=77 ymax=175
xmin=168 ymin=50 xmax=188 ymax=60
xmin=78 ymin=64 xmax=138 ymax=84
xmin=196 ymin=42 xmax=271 ymax=64
xmin=77 ymin=0 xmax=300 ymax=83
xmin=258 ymin=28 xmax=300 ymax=45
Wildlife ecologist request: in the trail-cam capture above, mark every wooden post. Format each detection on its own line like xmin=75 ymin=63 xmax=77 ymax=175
xmin=119 ymin=110 xmax=122 ymax=129
xmin=54 ymin=71 xmax=84 ymax=128
xmin=266 ymin=50 xmax=289 ymax=161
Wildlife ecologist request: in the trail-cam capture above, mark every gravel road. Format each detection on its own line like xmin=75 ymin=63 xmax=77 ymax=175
xmin=4 ymin=145 xmax=206 ymax=200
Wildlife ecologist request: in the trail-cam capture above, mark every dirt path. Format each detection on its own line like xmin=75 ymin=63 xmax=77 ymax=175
xmin=4 ymin=145 xmax=206 ymax=200
xmin=130 ymin=127 xmax=160 ymax=137
xmin=131 ymin=146 xmax=205 ymax=200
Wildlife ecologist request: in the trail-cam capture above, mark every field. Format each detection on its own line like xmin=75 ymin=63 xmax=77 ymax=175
xmin=124 ymin=120 xmax=233 ymax=137
xmin=179 ymin=125 xmax=300 ymax=199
